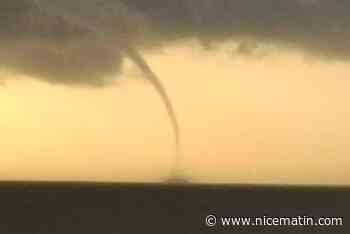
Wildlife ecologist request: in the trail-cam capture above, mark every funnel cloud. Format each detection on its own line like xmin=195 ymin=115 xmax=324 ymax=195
xmin=2 ymin=0 xmax=180 ymax=169
xmin=2 ymin=1 xmax=350 ymax=169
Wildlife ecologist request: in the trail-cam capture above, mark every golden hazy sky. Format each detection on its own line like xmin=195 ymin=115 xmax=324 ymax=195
xmin=1 ymin=41 xmax=350 ymax=184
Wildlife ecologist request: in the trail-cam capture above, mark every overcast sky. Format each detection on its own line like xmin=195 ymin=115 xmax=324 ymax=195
xmin=1 ymin=0 xmax=350 ymax=184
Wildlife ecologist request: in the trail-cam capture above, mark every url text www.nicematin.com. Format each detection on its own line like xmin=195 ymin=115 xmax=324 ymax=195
xmin=205 ymin=214 xmax=344 ymax=228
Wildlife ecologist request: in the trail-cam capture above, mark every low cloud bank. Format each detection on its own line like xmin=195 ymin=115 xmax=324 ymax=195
xmin=1 ymin=0 xmax=350 ymax=85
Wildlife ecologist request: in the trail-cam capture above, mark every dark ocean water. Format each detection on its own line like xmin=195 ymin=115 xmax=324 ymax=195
xmin=0 ymin=182 xmax=349 ymax=233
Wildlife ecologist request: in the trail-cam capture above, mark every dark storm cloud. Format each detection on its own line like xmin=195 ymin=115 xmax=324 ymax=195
xmin=0 ymin=0 xmax=146 ymax=85
xmin=1 ymin=0 xmax=350 ymax=85
xmin=125 ymin=0 xmax=350 ymax=60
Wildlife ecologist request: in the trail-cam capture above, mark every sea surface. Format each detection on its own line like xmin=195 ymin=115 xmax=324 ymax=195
xmin=0 ymin=181 xmax=349 ymax=233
